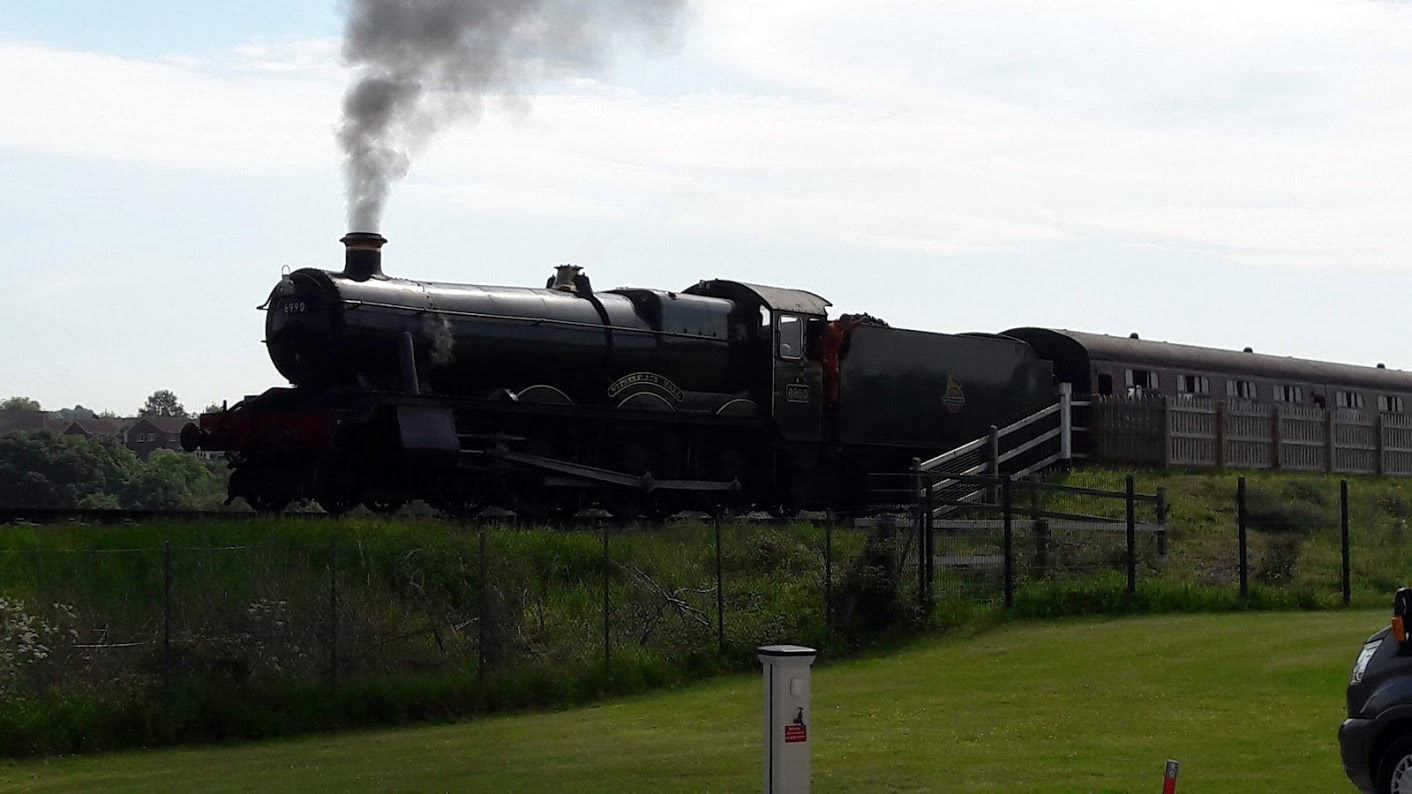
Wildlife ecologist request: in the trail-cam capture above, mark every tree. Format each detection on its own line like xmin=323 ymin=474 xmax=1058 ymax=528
xmin=1 ymin=396 xmax=41 ymax=412
xmin=203 ymin=403 xmax=224 ymax=415
xmin=122 ymin=450 xmax=227 ymax=509
xmin=0 ymin=432 xmax=228 ymax=510
xmin=140 ymin=390 xmax=188 ymax=418
xmin=55 ymin=405 xmax=96 ymax=422
xmin=0 ymin=432 xmax=138 ymax=508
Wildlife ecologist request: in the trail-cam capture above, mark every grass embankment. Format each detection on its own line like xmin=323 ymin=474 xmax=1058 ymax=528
xmin=4 ymin=466 xmax=1412 ymax=757
xmin=0 ymin=610 xmax=1375 ymax=793
xmin=0 ymin=518 xmax=870 ymax=756
xmin=1056 ymin=468 xmax=1412 ymax=605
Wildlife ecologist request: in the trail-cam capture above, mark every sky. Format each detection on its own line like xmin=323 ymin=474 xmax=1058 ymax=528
xmin=4 ymin=0 xmax=1412 ymax=414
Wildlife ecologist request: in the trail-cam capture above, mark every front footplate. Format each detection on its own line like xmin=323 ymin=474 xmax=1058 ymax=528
xmin=498 ymin=451 xmax=740 ymax=493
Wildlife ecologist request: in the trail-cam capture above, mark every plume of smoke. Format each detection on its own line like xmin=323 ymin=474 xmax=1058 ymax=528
xmin=338 ymin=0 xmax=686 ymax=232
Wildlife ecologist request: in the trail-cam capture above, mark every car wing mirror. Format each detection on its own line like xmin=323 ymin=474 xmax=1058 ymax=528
xmin=1394 ymin=587 xmax=1412 ymax=649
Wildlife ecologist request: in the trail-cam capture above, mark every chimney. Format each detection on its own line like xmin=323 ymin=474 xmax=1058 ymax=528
xmin=341 ymin=232 xmax=387 ymax=281
xmin=546 ymin=264 xmax=592 ymax=295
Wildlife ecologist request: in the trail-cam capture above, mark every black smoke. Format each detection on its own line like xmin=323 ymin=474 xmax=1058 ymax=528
xmin=338 ymin=0 xmax=686 ymax=232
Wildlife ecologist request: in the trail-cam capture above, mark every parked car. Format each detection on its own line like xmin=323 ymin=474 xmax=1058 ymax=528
xmin=1341 ymin=589 xmax=1412 ymax=792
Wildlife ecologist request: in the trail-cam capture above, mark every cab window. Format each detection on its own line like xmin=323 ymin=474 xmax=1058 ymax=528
xmin=778 ymin=314 xmax=803 ymax=360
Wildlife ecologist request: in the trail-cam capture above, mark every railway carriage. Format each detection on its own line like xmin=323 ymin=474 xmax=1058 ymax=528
xmin=1006 ymin=328 xmax=1412 ymax=413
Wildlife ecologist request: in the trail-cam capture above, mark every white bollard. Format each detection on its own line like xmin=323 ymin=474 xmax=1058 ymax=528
xmin=759 ymin=644 xmax=817 ymax=794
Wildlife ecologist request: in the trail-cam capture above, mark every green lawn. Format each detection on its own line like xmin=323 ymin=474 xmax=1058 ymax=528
xmin=0 ymin=610 xmax=1380 ymax=793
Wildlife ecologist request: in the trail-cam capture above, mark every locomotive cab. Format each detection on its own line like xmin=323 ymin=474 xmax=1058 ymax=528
xmin=683 ymin=280 xmax=831 ymax=442
xmin=771 ymin=310 xmax=825 ymax=443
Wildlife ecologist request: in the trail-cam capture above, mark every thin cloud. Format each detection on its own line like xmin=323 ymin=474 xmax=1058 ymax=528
xmin=1 ymin=0 xmax=1411 ymax=269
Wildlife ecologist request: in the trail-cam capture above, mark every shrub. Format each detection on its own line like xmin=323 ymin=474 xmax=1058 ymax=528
xmin=1245 ymin=493 xmax=1327 ymax=534
xmin=1283 ymin=479 xmax=1332 ymax=507
xmin=1256 ymin=536 xmax=1302 ymax=586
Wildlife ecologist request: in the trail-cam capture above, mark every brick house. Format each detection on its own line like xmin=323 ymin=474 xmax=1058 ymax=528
xmin=0 ymin=409 xmax=66 ymax=435
xmin=125 ymin=416 xmax=190 ymax=460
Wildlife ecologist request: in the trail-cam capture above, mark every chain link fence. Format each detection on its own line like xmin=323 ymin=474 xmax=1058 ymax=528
xmin=9 ymin=469 xmax=1395 ymax=754
xmin=0 ymin=518 xmax=907 ymax=754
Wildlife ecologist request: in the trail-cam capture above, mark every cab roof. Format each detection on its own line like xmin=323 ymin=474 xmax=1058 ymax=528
xmin=684 ymin=280 xmax=831 ymax=316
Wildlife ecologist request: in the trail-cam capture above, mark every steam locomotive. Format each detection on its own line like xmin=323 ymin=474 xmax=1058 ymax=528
xmin=183 ymin=234 xmax=1055 ymax=515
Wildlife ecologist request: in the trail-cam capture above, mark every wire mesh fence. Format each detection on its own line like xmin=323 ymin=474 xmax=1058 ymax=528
xmin=0 ymin=546 xmax=163 ymax=703
xmin=1234 ymin=476 xmax=1353 ymax=604
xmin=2 ymin=469 xmax=1397 ymax=753
xmin=911 ymin=469 xmax=1390 ymax=610
xmin=0 ymin=518 xmax=892 ymax=751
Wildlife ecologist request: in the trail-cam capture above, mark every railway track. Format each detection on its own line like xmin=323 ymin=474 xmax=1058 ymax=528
xmin=0 ymin=506 xmax=850 ymax=528
xmin=0 ymin=508 xmax=302 ymax=525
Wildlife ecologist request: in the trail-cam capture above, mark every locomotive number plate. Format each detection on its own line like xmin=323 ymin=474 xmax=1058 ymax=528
xmin=786 ymin=384 xmax=810 ymax=404
xmin=282 ymin=301 xmax=308 ymax=314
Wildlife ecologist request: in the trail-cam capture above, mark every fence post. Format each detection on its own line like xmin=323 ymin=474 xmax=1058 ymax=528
xmin=1341 ymin=480 xmax=1351 ymax=607
xmin=1162 ymin=397 xmax=1173 ymax=468
xmin=603 ymin=523 xmax=612 ymax=674
xmin=1030 ymin=475 xmax=1048 ymax=579
xmin=923 ymin=469 xmax=935 ymax=604
xmin=1377 ymin=415 xmax=1386 ymax=476
xmin=988 ymin=426 xmax=1001 ymax=503
xmin=329 ymin=537 xmax=339 ymax=690
xmin=1003 ymin=475 xmax=1014 ymax=609
xmin=913 ymin=458 xmax=925 ymax=608
xmin=1215 ymin=401 xmax=1227 ymax=469
xmin=1326 ymin=409 xmax=1336 ymax=473
xmin=1125 ymin=474 xmax=1136 ymax=595
xmin=715 ymin=515 xmax=725 ymax=654
xmin=824 ymin=519 xmax=833 ymax=634
xmin=1156 ymin=486 xmax=1169 ymax=557
xmin=1272 ymin=404 xmax=1283 ymax=470
xmin=478 ymin=525 xmax=488 ymax=680
xmin=162 ymin=540 xmax=172 ymax=709
xmin=1059 ymin=382 xmax=1073 ymax=467
xmin=1238 ymin=476 xmax=1248 ymax=598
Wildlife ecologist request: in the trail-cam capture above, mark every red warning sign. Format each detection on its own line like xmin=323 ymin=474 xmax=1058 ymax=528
xmin=784 ymin=724 xmax=807 ymax=743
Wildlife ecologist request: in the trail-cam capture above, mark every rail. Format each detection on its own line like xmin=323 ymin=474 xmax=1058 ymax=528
xmin=0 ymin=507 xmax=838 ymax=529
xmin=0 ymin=508 xmax=277 ymax=525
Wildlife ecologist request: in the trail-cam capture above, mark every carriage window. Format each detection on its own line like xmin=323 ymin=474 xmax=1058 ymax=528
xmin=1380 ymin=395 xmax=1405 ymax=414
xmin=777 ymin=314 xmax=803 ymax=360
xmin=1226 ymin=380 xmax=1257 ymax=400
xmin=1177 ymin=375 xmax=1209 ymax=396
xmin=1124 ymin=369 xmax=1157 ymax=395
xmin=1097 ymin=373 xmax=1114 ymax=396
xmin=1275 ymin=385 xmax=1303 ymax=403
xmin=1337 ymin=391 xmax=1365 ymax=410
